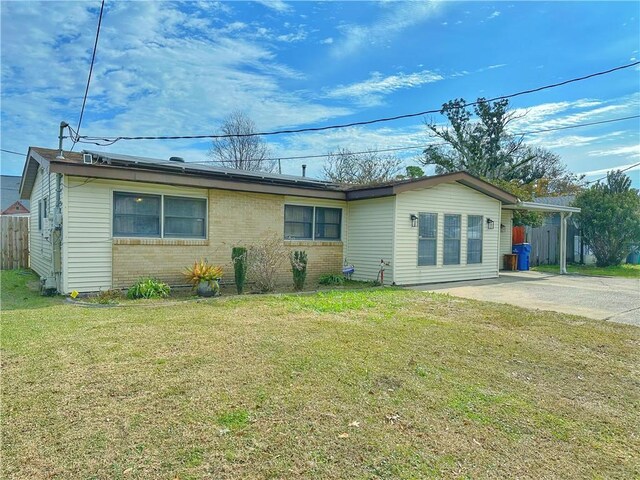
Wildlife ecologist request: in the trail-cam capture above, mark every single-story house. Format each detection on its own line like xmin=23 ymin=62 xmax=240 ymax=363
xmin=1 ymin=175 xmax=30 ymax=216
xmin=19 ymin=147 xmax=579 ymax=293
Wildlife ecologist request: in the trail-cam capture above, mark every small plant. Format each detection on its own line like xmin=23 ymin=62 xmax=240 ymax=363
xmin=290 ymin=250 xmax=308 ymax=291
xmin=232 ymin=247 xmax=248 ymax=294
xmin=96 ymin=289 xmax=123 ymax=304
xmin=318 ymin=273 xmax=345 ymax=286
xmin=127 ymin=278 xmax=170 ymax=299
xmin=183 ymin=259 xmax=223 ymax=297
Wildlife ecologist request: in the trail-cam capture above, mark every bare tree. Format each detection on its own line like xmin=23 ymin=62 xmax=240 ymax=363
xmin=209 ymin=111 xmax=276 ymax=172
xmin=323 ymin=148 xmax=404 ymax=185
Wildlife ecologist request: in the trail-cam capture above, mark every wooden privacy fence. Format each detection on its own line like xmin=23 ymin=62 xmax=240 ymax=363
xmin=1 ymin=216 xmax=29 ymax=269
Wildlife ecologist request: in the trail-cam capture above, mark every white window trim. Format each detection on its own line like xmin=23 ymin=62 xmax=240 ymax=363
xmin=443 ymin=213 xmax=462 ymax=266
xmin=111 ymin=190 xmax=208 ymax=240
xmin=417 ymin=212 xmax=438 ymax=268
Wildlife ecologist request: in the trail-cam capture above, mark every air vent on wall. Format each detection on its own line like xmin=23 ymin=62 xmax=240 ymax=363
xmin=83 ymin=153 xmax=93 ymax=165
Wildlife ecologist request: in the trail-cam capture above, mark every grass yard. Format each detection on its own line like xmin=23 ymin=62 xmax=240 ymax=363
xmin=2 ymin=270 xmax=639 ymax=479
xmin=533 ymin=262 xmax=640 ymax=278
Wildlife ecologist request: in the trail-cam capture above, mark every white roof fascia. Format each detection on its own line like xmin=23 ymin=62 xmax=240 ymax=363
xmin=503 ymin=201 xmax=581 ymax=213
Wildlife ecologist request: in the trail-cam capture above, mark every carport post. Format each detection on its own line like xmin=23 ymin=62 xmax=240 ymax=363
xmin=559 ymin=212 xmax=573 ymax=275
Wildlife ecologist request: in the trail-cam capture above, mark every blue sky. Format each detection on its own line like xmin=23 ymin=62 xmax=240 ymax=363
xmin=1 ymin=1 xmax=639 ymax=186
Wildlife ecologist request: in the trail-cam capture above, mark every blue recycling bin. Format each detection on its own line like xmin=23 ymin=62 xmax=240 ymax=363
xmin=512 ymin=243 xmax=532 ymax=271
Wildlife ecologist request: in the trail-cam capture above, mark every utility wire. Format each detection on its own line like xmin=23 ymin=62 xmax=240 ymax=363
xmin=70 ymin=0 xmax=105 ymax=151
xmin=70 ymin=61 xmax=640 ymax=146
xmin=585 ymin=161 xmax=640 ymax=184
xmin=0 ymin=148 xmax=24 ymax=156
xmin=79 ymin=113 xmax=640 ymax=168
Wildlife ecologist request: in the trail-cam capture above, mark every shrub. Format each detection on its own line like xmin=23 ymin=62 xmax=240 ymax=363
xmin=96 ymin=289 xmax=123 ymax=304
xmin=127 ymin=278 xmax=170 ymax=299
xmin=318 ymin=273 xmax=345 ymax=286
xmin=247 ymin=234 xmax=288 ymax=293
xmin=290 ymin=250 xmax=308 ymax=291
xmin=232 ymin=247 xmax=248 ymax=294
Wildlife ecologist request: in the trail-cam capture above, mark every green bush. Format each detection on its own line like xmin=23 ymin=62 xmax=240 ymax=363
xmin=127 ymin=278 xmax=171 ymax=299
xmin=232 ymin=247 xmax=248 ymax=294
xmin=318 ymin=273 xmax=345 ymax=286
xmin=291 ymin=250 xmax=308 ymax=291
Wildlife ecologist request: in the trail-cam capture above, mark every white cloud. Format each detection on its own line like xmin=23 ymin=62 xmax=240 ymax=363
xmin=587 ymin=145 xmax=640 ymax=159
xmin=254 ymin=0 xmax=292 ymax=13
xmin=320 ymin=37 xmax=334 ymax=45
xmin=326 ymin=70 xmax=444 ymax=106
xmin=487 ymin=11 xmax=501 ymax=20
xmin=331 ymin=2 xmax=442 ymax=58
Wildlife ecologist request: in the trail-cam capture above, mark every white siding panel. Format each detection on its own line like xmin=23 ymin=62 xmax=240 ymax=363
xmin=499 ymin=209 xmax=513 ymax=268
xmin=345 ymin=197 xmax=394 ymax=283
xmin=394 ymin=183 xmax=501 ymax=285
xmin=64 ymin=177 xmax=208 ymax=293
xmin=29 ymin=167 xmax=56 ymax=279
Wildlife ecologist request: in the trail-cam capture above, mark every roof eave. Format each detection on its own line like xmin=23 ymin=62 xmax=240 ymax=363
xmin=503 ymin=201 xmax=581 ymax=213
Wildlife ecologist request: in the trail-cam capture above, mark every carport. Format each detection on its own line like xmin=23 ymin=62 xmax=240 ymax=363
xmin=503 ymin=201 xmax=581 ymax=274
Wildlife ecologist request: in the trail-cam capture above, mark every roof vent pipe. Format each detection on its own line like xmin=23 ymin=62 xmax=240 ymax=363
xmin=302 ymin=164 xmax=307 ymax=177
xmin=169 ymin=156 xmax=185 ymax=163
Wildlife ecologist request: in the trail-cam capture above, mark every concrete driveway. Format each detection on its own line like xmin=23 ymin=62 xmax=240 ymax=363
xmin=411 ymin=271 xmax=640 ymax=326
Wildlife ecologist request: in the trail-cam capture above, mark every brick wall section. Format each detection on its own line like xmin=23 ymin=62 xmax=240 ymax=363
xmin=112 ymin=189 xmax=344 ymax=289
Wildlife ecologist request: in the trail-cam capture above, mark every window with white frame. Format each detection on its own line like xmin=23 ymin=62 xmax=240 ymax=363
xmin=443 ymin=214 xmax=461 ymax=265
xmin=418 ymin=212 xmax=437 ymax=266
xmin=113 ymin=192 xmax=206 ymax=238
xmin=467 ymin=215 xmax=483 ymax=264
xmin=284 ymin=205 xmax=342 ymax=241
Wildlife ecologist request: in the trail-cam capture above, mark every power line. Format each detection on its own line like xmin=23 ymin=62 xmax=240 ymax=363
xmin=0 ymin=148 xmax=24 ymax=156
xmin=84 ymin=113 xmax=640 ymax=168
xmin=585 ymin=161 xmax=640 ymax=184
xmin=70 ymin=0 xmax=105 ymax=152
xmin=70 ymin=60 xmax=640 ymax=146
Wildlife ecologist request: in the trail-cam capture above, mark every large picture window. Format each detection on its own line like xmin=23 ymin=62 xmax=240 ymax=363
xmin=418 ymin=213 xmax=437 ymax=266
xmin=443 ymin=214 xmax=461 ymax=265
xmin=467 ymin=215 xmax=483 ymax=264
xmin=113 ymin=192 xmax=161 ymax=237
xmin=284 ymin=205 xmax=342 ymax=241
xmin=113 ymin=192 xmax=206 ymax=238
xmin=164 ymin=196 xmax=206 ymax=238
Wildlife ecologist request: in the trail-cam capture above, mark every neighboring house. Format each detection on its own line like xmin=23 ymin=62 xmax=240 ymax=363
xmin=526 ymin=195 xmax=595 ymax=265
xmin=1 ymin=175 xmax=30 ymax=216
xmin=19 ymin=147 xmax=576 ymax=293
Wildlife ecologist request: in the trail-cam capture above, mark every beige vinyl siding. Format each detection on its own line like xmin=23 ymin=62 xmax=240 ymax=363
xmin=29 ymin=167 xmax=55 ymax=279
xmin=499 ymin=209 xmax=514 ymax=269
xmin=64 ymin=177 xmax=208 ymax=293
xmin=345 ymin=196 xmax=394 ymax=283
xmin=394 ymin=183 xmax=501 ymax=285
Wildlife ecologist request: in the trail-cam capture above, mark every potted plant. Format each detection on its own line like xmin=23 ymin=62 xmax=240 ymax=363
xmin=183 ymin=259 xmax=223 ymax=297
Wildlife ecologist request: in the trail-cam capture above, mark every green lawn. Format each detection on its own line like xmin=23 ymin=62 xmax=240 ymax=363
xmin=2 ymin=270 xmax=639 ymax=479
xmin=533 ymin=263 xmax=640 ymax=278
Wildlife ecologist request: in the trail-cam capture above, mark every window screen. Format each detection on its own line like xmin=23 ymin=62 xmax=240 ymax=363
xmin=418 ymin=213 xmax=437 ymax=266
xmin=315 ymin=207 xmax=342 ymax=240
xmin=164 ymin=196 xmax=207 ymax=238
xmin=284 ymin=205 xmax=313 ymax=239
xmin=113 ymin=192 xmax=161 ymax=237
xmin=467 ymin=215 xmax=483 ymax=264
xmin=443 ymin=214 xmax=461 ymax=265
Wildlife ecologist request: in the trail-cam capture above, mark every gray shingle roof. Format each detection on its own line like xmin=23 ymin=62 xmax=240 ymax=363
xmin=1 ymin=175 xmax=29 ymax=211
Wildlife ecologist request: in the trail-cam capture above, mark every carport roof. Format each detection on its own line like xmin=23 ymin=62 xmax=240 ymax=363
xmin=503 ymin=201 xmax=580 ymax=213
